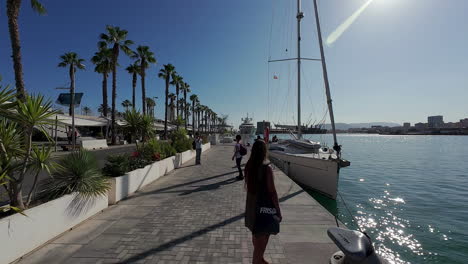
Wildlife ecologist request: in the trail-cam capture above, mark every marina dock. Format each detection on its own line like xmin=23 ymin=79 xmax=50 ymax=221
xmin=16 ymin=144 xmax=341 ymax=264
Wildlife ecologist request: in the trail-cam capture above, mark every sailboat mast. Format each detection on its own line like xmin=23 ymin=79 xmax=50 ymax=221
xmin=296 ymin=0 xmax=303 ymax=139
xmin=313 ymin=0 xmax=340 ymax=152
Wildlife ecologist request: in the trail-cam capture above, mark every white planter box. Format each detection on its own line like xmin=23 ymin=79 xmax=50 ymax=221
xmin=159 ymin=156 xmax=176 ymax=176
xmin=180 ymin=150 xmax=196 ymax=165
xmin=108 ymin=162 xmax=160 ymax=205
xmin=202 ymin=142 xmax=211 ymax=152
xmin=0 ymin=193 xmax=108 ymax=264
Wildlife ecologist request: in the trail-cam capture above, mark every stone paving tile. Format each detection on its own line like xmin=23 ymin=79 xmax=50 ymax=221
xmin=18 ymin=145 xmax=290 ymax=264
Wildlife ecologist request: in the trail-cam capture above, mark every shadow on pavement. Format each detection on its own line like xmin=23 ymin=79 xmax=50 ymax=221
xmin=131 ymin=170 xmax=238 ymax=198
xmin=118 ymin=189 xmax=304 ymax=264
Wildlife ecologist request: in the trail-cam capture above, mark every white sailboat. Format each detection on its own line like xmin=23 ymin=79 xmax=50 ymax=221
xmin=268 ymin=0 xmax=350 ymax=199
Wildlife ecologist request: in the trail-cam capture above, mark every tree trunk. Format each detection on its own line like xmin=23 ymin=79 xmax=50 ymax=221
xmin=26 ymin=171 xmax=40 ymax=207
xmin=111 ymin=45 xmax=119 ymax=145
xmin=70 ymin=65 xmax=76 ymax=149
xmin=192 ymin=102 xmax=195 ymax=133
xmin=141 ymin=62 xmax=146 ymax=115
xmin=164 ymin=78 xmax=169 ymax=139
xmin=132 ymin=72 xmax=137 ymax=110
xmin=7 ymin=0 xmax=26 ymax=101
xmin=102 ymin=73 xmax=108 ymax=117
xmin=184 ymin=91 xmax=188 ymax=130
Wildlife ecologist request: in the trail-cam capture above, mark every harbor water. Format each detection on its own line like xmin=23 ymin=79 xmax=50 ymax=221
xmin=274 ymin=133 xmax=468 ymax=264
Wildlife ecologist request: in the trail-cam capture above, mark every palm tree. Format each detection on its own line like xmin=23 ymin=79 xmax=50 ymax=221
xmin=182 ymin=82 xmax=191 ymax=130
xmin=168 ymin=93 xmax=176 ymax=122
xmin=125 ymin=63 xmax=139 ymax=109
xmin=82 ymin=106 xmax=92 ymax=115
xmin=132 ymin=45 xmax=156 ymax=115
xmin=190 ymin=94 xmax=198 ymax=132
xmin=170 ymin=74 xmax=183 ymax=119
xmin=91 ymin=47 xmax=112 ymax=117
xmin=145 ymin=97 xmax=156 ymax=117
xmin=99 ymin=25 xmax=134 ymax=145
xmin=7 ymin=0 xmax=46 ymax=101
xmin=158 ymin=64 xmax=176 ymax=138
xmin=58 ymin=52 xmax=85 ymax=148
xmin=98 ymin=104 xmax=111 ymax=116
xmin=122 ymin=99 xmax=132 ymax=111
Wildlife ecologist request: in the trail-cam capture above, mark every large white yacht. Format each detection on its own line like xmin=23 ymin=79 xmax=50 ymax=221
xmin=239 ymin=114 xmax=256 ymax=145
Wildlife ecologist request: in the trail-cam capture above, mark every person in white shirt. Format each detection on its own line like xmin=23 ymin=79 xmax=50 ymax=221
xmin=232 ymin=135 xmax=244 ymax=180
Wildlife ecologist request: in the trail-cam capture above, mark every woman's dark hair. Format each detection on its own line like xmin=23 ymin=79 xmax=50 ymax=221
xmin=245 ymin=140 xmax=267 ymax=194
xmin=236 ymin=135 xmax=241 ymax=141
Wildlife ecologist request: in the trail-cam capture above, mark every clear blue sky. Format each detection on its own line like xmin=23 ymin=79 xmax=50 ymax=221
xmin=0 ymin=0 xmax=467 ymax=128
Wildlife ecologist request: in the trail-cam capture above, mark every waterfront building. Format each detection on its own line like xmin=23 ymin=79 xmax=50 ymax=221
xmin=428 ymin=115 xmax=444 ymax=128
xmin=415 ymin=122 xmax=427 ymax=130
xmin=256 ymin=121 xmax=271 ymax=135
xmin=403 ymin=123 xmax=410 ymax=129
xmin=460 ymin=118 xmax=468 ymax=128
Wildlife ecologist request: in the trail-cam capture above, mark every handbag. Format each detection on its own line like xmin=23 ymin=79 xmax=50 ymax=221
xmin=253 ymin=165 xmax=280 ymax=235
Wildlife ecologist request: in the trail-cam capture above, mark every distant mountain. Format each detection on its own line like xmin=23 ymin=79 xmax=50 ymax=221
xmin=322 ymin=122 xmax=401 ymax=130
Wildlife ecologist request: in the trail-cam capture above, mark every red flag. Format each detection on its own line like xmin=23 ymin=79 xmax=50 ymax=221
xmin=273 ymin=75 xmax=278 ymax=79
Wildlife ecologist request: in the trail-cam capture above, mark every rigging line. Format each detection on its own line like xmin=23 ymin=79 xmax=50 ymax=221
xmin=301 ymin=65 xmax=317 ymax=127
xmin=338 ymin=191 xmax=364 ymax=234
xmin=267 ymin=0 xmax=276 ymax=122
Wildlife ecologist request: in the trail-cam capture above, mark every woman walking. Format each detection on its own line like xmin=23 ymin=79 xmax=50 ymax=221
xmin=244 ymin=140 xmax=282 ymax=264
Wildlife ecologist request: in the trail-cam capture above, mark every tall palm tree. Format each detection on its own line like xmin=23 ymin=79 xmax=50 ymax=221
xmin=99 ymin=25 xmax=134 ymax=145
xmin=170 ymin=74 xmax=183 ymax=119
xmin=58 ymin=52 xmax=85 ymax=148
xmin=190 ymin=94 xmax=198 ymax=132
xmin=168 ymin=93 xmax=176 ymax=122
xmin=145 ymin=97 xmax=156 ymax=117
xmin=122 ymin=99 xmax=132 ymax=111
xmin=7 ymin=0 xmax=46 ymax=101
xmin=132 ymin=45 xmax=156 ymax=115
xmin=182 ymin=82 xmax=191 ymax=130
xmin=158 ymin=64 xmax=176 ymax=138
xmin=82 ymin=106 xmax=91 ymax=115
xmin=125 ymin=63 xmax=139 ymax=109
xmin=98 ymin=104 xmax=111 ymax=116
xmin=91 ymin=47 xmax=113 ymax=117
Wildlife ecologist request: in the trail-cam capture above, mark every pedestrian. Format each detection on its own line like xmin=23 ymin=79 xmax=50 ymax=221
xmin=195 ymin=133 xmax=203 ymax=165
xmin=232 ymin=135 xmax=244 ymax=180
xmin=244 ymin=140 xmax=282 ymax=264
xmin=67 ymin=127 xmax=72 ymax=144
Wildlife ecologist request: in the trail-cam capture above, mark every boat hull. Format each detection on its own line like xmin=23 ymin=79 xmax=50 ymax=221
xmin=269 ymin=151 xmax=339 ymax=199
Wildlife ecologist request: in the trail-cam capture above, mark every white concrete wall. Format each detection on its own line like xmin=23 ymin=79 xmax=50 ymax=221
xmin=202 ymin=143 xmax=211 ymax=152
xmin=108 ymin=162 xmax=160 ymax=205
xmin=0 ymin=193 xmax=108 ymax=264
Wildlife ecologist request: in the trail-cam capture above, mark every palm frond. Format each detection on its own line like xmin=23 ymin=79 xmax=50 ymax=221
xmin=30 ymin=0 xmax=47 ymax=15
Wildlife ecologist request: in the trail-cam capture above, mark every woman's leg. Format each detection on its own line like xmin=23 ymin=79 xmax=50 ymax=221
xmin=252 ymin=234 xmax=270 ymax=264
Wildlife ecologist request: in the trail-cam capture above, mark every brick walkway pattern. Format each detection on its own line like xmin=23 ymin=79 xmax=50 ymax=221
xmin=18 ymin=145 xmax=293 ymax=264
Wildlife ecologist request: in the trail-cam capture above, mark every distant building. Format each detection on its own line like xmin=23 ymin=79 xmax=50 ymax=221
xmin=415 ymin=122 xmax=427 ymax=130
xmin=460 ymin=118 xmax=468 ymax=128
xmin=403 ymin=123 xmax=411 ymax=128
xmin=256 ymin=121 xmax=271 ymax=134
xmin=428 ymin=115 xmax=444 ymax=128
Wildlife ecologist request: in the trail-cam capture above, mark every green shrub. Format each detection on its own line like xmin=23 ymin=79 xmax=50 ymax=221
xmin=139 ymin=138 xmax=176 ymax=161
xmin=102 ymin=154 xmax=129 ymax=177
xmin=41 ymin=150 xmax=110 ymax=199
xmin=170 ymin=128 xmax=192 ymax=153
xmin=201 ymin=135 xmax=209 ymax=144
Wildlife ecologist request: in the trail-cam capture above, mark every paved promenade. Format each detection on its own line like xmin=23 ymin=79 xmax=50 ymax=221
xmin=16 ymin=144 xmax=340 ymax=264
